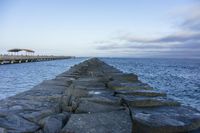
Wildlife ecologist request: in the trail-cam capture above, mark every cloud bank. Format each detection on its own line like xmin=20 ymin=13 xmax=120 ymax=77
xmin=95 ymin=4 xmax=200 ymax=58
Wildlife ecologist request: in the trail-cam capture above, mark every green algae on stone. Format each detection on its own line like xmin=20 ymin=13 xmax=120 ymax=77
xmin=120 ymin=95 xmax=180 ymax=107
xmin=110 ymin=73 xmax=138 ymax=82
xmin=111 ymin=86 xmax=154 ymax=90
xmin=107 ymin=81 xmax=153 ymax=90
xmin=115 ymin=90 xmax=167 ymax=97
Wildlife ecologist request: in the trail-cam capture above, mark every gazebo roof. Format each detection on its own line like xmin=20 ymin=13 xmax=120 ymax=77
xmin=8 ymin=48 xmax=35 ymax=53
xmin=22 ymin=49 xmax=35 ymax=53
xmin=8 ymin=48 xmax=23 ymax=52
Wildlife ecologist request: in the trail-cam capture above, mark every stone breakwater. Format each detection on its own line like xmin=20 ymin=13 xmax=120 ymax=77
xmin=0 ymin=58 xmax=200 ymax=133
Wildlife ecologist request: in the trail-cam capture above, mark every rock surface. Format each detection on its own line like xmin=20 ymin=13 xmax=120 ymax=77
xmin=0 ymin=112 xmax=39 ymax=132
xmin=131 ymin=106 xmax=200 ymax=133
xmin=0 ymin=57 xmax=200 ymax=133
xmin=61 ymin=110 xmax=132 ymax=133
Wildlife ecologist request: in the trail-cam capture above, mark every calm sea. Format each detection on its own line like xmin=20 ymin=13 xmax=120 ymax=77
xmin=101 ymin=58 xmax=200 ymax=111
xmin=0 ymin=58 xmax=86 ymax=99
xmin=0 ymin=57 xmax=199 ymax=110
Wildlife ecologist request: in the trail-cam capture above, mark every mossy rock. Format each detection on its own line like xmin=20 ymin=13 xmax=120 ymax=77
xmin=110 ymin=73 xmax=138 ymax=82
xmin=112 ymin=86 xmax=153 ymax=91
xmin=115 ymin=90 xmax=167 ymax=97
xmin=108 ymin=81 xmax=153 ymax=90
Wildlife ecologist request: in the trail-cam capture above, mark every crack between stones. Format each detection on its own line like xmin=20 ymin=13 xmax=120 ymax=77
xmin=121 ymin=98 xmax=135 ymax=133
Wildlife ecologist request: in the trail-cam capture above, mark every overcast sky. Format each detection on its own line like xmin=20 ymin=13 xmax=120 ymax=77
xmin=0 ymin=0 xmax=200 ymax=58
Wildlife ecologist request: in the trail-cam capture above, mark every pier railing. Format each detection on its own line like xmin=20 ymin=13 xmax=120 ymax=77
xmin=0 ymin=55 xmax=74 ymax=64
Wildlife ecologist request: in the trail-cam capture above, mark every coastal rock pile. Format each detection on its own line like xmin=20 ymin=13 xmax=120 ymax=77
xmin=0 ymin=58 xmax=200 ymax=133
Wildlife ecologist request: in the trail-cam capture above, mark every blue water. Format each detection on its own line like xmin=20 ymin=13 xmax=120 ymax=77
xmin=102 ymin=58 xmax=200 ymax=111
xmin=0 ymin=58 xmax=200 ymax=111
xmin=0 ymin=58 xmax=86 ymax=99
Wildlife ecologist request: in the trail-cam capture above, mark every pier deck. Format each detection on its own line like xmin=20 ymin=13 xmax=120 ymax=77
xmin=0 ymin=58 xmax=200 ymax=133
xmin=0 ymin=55 xmax=73 ymax=65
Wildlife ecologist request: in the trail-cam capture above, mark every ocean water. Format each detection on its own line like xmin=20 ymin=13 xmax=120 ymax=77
xmin=0 ymin=58 xmax=86 ymax=99
xmin=0 ymin=57 xmax=199 ymax=111
xmin=101 ymin=58 xmax=200 ymax=111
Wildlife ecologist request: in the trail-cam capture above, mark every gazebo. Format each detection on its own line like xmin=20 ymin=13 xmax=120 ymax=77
xmin=8 ymin=48 xmax=35 ymax=55
xmin=22 ymin=49 xmax=35 ymax=55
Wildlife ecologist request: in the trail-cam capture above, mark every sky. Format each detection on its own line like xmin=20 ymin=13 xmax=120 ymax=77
xmin=0 ymin=0 xmax=200 ymax=58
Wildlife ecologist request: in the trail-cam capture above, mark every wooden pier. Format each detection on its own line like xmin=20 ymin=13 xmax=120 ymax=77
xmin=0 ymin=55 xmax=74 ymax=65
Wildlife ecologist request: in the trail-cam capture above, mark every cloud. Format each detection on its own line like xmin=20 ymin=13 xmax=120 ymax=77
xmin=179 ymin=4 xmax=200 ymax=31
xmin=95 ymin=3 xmax=200 ymax=58
xmin=96 ymin=32 xmax=200 ymax=51
xmin=181 ymin=16 xmax=200 ymax=31
xmin=154 ymin=32 xmax=200 ymax=43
